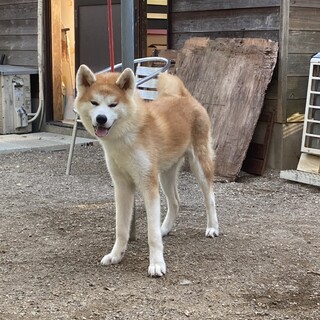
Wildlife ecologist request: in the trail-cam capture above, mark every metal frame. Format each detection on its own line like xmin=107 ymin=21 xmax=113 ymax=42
xmin=96 ymin=56 xmax=170 ymax=84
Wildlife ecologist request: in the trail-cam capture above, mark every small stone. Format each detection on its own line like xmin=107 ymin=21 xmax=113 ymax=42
xmin=180 ymin=279 xmax=192 ymax=286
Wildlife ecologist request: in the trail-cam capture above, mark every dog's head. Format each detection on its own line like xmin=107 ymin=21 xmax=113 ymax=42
xmin=74 ymin=65 xmax=136 ymax=138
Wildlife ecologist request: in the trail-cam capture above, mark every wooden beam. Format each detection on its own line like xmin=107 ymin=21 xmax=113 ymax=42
xmin=51 ymin=0 xmax=63 ymax=121
xmin=280 ymin=169 xmax=320 ymax=187
xmin=278 ymin=0 xmax=289 ymax=123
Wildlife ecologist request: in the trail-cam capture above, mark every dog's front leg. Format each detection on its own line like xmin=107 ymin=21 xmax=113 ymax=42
xmin=143 ymin=188 xmax=166 ymax=277
xmin=101 ymin=178 xmax=134 ymax=266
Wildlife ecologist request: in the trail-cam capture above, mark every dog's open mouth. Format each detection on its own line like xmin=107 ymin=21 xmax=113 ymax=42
xmin=94 ymin=124 xmax=114 ymax=138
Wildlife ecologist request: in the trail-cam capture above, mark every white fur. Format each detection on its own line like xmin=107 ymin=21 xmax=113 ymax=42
xmin=75 ymin=65 xmax=219 ymax=277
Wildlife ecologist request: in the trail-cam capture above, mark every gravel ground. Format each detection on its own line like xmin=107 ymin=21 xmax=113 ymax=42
xmin=0 ymin=144 xmax=319 ymax=320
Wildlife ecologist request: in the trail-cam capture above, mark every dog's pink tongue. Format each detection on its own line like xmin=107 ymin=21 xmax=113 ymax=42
xmin=95 ymin=127 xmax=108 ymax=137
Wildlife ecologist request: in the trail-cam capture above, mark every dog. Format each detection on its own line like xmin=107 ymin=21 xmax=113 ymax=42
xmin=74 ymin=65 xmax=219 ymax=277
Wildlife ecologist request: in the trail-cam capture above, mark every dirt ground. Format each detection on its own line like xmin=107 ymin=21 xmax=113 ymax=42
xmin=0 ymin=144 xmax=319 ymax=320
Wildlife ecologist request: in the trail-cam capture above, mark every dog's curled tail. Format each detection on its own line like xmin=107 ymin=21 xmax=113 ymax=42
xmin=157 ymin=73 xmax=189 ymax=98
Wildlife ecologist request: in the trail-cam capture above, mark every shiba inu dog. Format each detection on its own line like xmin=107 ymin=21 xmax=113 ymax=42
xmin=74 ymin=65 xmax=219 ymax=277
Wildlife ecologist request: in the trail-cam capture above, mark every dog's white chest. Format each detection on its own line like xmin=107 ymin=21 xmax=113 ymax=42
xmin=104 ymin=142 xmax=151 ymax=181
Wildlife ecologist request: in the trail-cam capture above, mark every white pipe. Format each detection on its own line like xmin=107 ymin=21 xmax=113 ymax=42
xmin=28 ymin=0 xmax=44 ymax=125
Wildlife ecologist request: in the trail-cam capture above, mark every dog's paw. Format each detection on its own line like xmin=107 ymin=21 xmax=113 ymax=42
xmin=206 ymin=227 xmax=219 ymax=238
xmin=100 ymin=253 xmax=122 ymax=266
xmin=148 ymin=262 xmax=166 ymax=277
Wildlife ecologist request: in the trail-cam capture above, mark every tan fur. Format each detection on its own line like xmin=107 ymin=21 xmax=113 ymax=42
xmin=74 ymin=65 xmax=219 ymax=277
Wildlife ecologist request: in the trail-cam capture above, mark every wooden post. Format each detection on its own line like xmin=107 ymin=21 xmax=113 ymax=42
xmin=278 ymin=0 xmax=289 ymax=123
xmin=51 ymin=0 xmax=63 ymax=121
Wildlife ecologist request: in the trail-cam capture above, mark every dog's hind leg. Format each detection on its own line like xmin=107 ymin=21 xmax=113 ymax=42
xmin=188 ymin=147 xmax=219 ymax=238
xmin=101 ymin=176 xmax=135 ymax=266
xmin=159 ymin=159 xmax=182 ymax=236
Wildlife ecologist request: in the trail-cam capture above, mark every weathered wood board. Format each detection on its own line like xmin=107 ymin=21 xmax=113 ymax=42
xmin=0 ymin=1 xmax=38 ymax=67
xmin=174 ymin=37 xmax=278 ymax=181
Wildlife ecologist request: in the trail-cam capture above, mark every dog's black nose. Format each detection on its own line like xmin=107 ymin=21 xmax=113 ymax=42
xmin=96 ymin=114 xmax=107 ymax=125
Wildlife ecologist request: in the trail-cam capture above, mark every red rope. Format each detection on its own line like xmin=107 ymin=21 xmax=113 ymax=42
xmin=107 ymin=0 xmax=115 ymax=71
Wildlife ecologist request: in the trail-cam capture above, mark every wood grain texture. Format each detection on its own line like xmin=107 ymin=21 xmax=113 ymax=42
xmin=0 ymin=50 xmax=37 ymax=66
xmin=171 ymin=0 xmax=280 ymax=12
xmin=289 ymin=7 xmax=320 ymax=30
xmin=174 ymin=38 xmax=278 ymax=180
xmin=287 ymin=53 xmax=312 ymax=76
xmin=288 ymin=31 xmax=320 ymax=54
xmin=0 ymin=1 xmax=37 ymax=66
xmin=51 ymin=0 xmax=63 ymax=121
xmin=171 ymin=30 xmax=280 ymax=50
xmin=0 ymin=0 xmax=36 ymax=4
xmin=290 ymin=0 xmax=320 ymax=8
xmin=0 ymin=35 xmax=37 ymax=50
xmin=277 ymin=0 xmax=289 ymax=123
xmin=0 ymin=19 xmax=37 ymax=35
xmin=0 ymin=2 xmax=37 ymax=20
xmin=171 ymin=8 xmax=280 ymax=34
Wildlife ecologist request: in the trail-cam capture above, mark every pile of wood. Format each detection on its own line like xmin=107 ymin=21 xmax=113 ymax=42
xmin=173 ymin=37 xmax=278 ymax=181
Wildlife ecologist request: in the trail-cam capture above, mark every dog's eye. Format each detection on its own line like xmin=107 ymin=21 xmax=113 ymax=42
xmin=90 ymin=101 xmax=99 ymax=106
xmin=109 ymin=103 xmax=117 ymax=108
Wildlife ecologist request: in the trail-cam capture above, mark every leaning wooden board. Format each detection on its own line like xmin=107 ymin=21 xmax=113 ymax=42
xmin=174 ymin=37 xmax=278 ymax=181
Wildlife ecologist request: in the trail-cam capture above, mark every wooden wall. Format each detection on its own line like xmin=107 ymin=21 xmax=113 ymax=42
xmin=169 ymin=1 xmax=281 ymax=49
xmin=0 ymin=0 xmax=38 ymax=67
xmin=168 ymin=0 xmax=282 ymax=125
xmin=169 ymin=0 xmax=320 ymax=122
xmin=286 ymin=0 xmax=320 ymax=119
xmin=168 ymin=0 xmax=320 ymax=169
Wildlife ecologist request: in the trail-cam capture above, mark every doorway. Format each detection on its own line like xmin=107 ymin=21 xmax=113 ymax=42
xmin=75 ymin=0 xmax=121 ymax=73
xmin=49 ymin=0 xmax=144 ymax=123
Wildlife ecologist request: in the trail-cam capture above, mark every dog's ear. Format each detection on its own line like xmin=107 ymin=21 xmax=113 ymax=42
xmin=76 ymin=64 xmax=96 ymax=94
xmin=116 ymin=68 xmax=135 ymax=96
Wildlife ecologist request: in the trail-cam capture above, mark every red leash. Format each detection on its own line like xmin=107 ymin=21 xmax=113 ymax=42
xmin=107 ymin=0 xmax=115 ymax=71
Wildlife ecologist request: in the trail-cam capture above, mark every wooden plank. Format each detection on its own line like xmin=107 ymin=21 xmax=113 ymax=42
xmin=246 ymin=143 xmax=267 ymax=160
xmin=0 ymin=19 xmax=37 ymax=35
xmin=0 ymin=1 xmax=38 ymax=67
xmin=289 ymin=7 xmax=320 ymax=31
xmin=288 ymin=31 xmax=320 ymax=54
xmin=171 ymin=0 xmax=280 ymax=12
xmin=280 ymin=169 xmax=320 ymax=187
xmin=174 ymin=37 xmax=278 ymax=181
xmin=0 ymin=35 xmax=37 ymax=51
xmin=148 ymin=0 xmax=167 ymax=6
xmin=0 ymin=3 xmax=37 ymax=20
xmin=171 ymin=8 xmax=280 ymax=34
xmin=171 ymin=30 xmax=280 ymax=50
xmin=0 ymin=0 xmax=36 ymax=4
xmin=287 ymin=76 xmax=308 ymax=100
xmin=51 ymin=0 xmax=63 ymax=121
xmin=0 ymin=50 xmax=37 ymax=66
xmin=277 ymin=0 xmax=289 ymax=123
xmin=290 ymin=0 xmax=320 ymax=8
xmin=287 ymin=53 xmax=311 ymax=76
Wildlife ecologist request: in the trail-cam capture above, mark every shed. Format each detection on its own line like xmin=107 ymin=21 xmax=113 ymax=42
xmin=168 ymin=0 xmax=320 ymax=170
